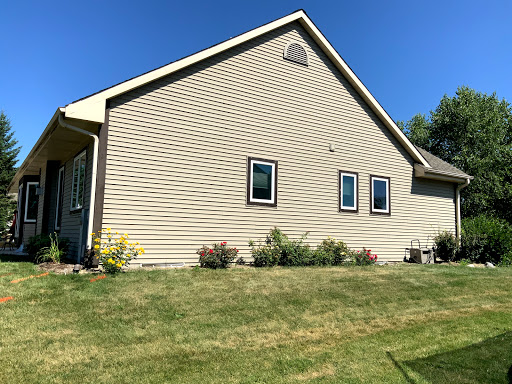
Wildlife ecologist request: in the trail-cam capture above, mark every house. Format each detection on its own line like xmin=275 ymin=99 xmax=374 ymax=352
xmin=9 ymin=10 xmax=472 ymax=265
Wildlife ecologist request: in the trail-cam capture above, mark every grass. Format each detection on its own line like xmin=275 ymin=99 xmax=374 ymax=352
xmin=0 ymin=259 xmax=511 ymax=383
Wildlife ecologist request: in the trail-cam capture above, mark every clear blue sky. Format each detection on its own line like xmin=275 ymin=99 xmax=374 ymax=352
xmin=1 ymin=0 xmax=511 ymax=162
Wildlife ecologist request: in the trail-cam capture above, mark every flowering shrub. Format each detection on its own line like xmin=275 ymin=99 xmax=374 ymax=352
xmin=197 ymin=241 xmax=239 ymax=269
xmin=91 ymin=228 xmax=144 ymax=274
xmin=314 ymin=237 xmax=350 ymax=265
xmin=352 ymin=248 xmax=378 ymax=266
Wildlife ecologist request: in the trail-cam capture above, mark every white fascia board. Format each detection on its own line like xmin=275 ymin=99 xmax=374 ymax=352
xmin=64 ymin=10 xmax=430 ymax=167
xmin=296 ymin=16 xmax=430 ymax=167
xmin=65 ymin=11 xmax=306 ymax=124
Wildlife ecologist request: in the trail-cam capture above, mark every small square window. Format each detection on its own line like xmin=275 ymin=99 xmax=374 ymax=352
xmin=71 ymin=151 xmax=86 ymax=210
xmin=370 ymin=175 xmax=390 ymax=215
xmin=247 ymin=157 xmax=277 ymax=206
xmin=339 ymin=171 xmax=358 ymax=212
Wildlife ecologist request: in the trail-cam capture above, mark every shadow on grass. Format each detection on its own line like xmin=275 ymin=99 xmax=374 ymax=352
xmin=0 ymin=254 xmax=32 ymax=263
xmin=403 ymin=332 xmax=512 ymax=383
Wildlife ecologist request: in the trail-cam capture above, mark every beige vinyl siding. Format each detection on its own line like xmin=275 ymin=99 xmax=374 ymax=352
xmin=103 ymin=22 xmax=455 ymax=264
xmin=59 ymin=144 xmax=94 ymax=260
xmin=23 ymin=224 xmax=36 ymax=246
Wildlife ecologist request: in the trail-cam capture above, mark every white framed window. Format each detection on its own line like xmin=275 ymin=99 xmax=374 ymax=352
xmin=370 ymin=175 xmax=390 ymax=215
xmin=339 ymin=171 xmax=358 ymax=212
xmin=55 ymin=166 xmax=65 ymax=230
xmin=71 ymin=151 xmax=86 ymax=210
xmin=247 ymin=157 xmax=277 ymax=206
xmin=24 ymin=182 xmax=39 ymax=222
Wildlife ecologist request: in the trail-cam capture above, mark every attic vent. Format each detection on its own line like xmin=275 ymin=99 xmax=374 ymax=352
xmin=283 ymin=42 xmax=308 ymax=66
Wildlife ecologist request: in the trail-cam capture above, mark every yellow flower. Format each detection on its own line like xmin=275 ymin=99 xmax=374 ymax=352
xmin=124 ymin=240 xmax=129 ymax=245
xmin=95 ymin=238 xmax=101 ymax=242
xmin=116 ymin=232 xmax=119 ymax=235
xmin=124 ymin=233 xmax=129 ymax=238
xmin=136 ymin=242 xmax=140 ymax=245
xmin=90 ymin=233 xmax=95 ymax=236
xmin=107 ymin=234 xmax=112 ymax=238
xmin=121 ymin=260 xmax=125 ymax=265
xmin=116 ymin=263 xmax=122 ymax=268
xmin=94 ymin=244 xmax=100 ymax=249
xmin=106 ymin=228 xmax=111 ymax=231
xmin=107 ymin=258 xmax=113 ymax=263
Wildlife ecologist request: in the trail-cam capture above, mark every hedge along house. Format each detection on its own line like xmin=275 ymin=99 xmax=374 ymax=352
xmin=9 ymin=10 xmax=472 ymax=265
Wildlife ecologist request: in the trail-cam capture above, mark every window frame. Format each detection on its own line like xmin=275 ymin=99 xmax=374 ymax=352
xmin=24 ymin=182 xmax=39 ymax=223
xmin=370 ymin=175 xmax=391 ymax=215
xmin=70 ymin=150 xmax=87 ymax=211
xmin=247 ymin=157 xmax=278 ymax=207
xmin=339 ymin=171 xmax=358 ymax=212
xmin=55 ymin=166 xmax=65 ymax=230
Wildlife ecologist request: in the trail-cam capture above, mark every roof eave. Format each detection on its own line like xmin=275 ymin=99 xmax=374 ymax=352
xmin=414 ymin=163 xmax=473 ymax=183
xmin=8 ymin=108 xmax=65 ymax=193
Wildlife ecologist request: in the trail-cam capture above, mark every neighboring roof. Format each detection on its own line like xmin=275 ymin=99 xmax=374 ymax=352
xmin=63 ymin=9 xmax=431 ymax=168
xmin=414 ymin=146 xmax=473 ymax=180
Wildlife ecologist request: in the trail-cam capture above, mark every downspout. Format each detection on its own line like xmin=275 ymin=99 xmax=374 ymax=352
xmin=58 ymin=114 xmax=99 ymax=262
xmin=455 ymin=178 xmax=471 ymax=240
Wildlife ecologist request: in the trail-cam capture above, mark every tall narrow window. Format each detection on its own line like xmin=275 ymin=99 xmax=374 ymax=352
xmin=339 ymin=171 xmax=358 ymax=212
xmin=55 ymin=166 xmax=65 ymax=230
xmin=247 ymin=157 xmax=277 ymax=206
xmin=24 ymin=182 xmax=38 ymax=222
xmin=71 ymin=151 xmax=86 ymax=210
xmin=370 ymin=175 xmax=390 ymax=215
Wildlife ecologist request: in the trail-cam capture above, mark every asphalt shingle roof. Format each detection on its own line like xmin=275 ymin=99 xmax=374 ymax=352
xmin=415 ymin=146 xmax=471 ymax=178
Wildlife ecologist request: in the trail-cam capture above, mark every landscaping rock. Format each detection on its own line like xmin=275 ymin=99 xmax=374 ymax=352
xmin=485 ymin=262 xmax=495 ymax=268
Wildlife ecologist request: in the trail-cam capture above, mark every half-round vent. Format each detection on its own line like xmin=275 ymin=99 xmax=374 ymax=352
xmin=283 ymin=42 xmax=308 ymax=66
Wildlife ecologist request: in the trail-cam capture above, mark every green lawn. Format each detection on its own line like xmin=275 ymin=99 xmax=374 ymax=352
xmin=1 ymin=259 xmax=511 ymax=383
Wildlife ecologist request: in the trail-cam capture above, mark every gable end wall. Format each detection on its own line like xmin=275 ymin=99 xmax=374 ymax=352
xmin=102 ymin=22 xmax=455 ymax=263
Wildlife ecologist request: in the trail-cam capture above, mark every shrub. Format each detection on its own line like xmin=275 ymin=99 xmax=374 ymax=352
xmin=197 ymin=241 xmax=239 ymax=269
xmin=91 ymin=228 xmax=144 ymax=274
xmin=352 ymin=248 xmax=378 ymax=266
xmin=249 ymin=228 xmax=314 ymax=267
xmin=36 ymin=233 xmax=64 ymax=263
xmin=433 ymin=230 xmax=459 ymax=261
xmin=460 ymin=216 xmax=512 ymax=264
xmin=315 ymin=237 xmax=350 ymax=265
xmin=26 ymin=233 xmax=69 ymax=261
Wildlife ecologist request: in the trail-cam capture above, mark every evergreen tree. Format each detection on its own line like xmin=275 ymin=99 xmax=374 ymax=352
xmin=0 ymin=112 xmax=21 ymax=234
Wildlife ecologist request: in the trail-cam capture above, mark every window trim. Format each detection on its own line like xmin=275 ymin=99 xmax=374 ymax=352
xmin=370 ymin=175 xmax=391 ymax=215
xmin=247 ymin=157 xmax=278 ymax=207
xmin=70 ymin=150 xmax=87 ymax=211
xmin=339 ymin=170 xmax=358 ymax=213
xmin=24 ymin=182 xmax=39 ymax=223
xmin=55 ymin=166 xmax=65 ymax=230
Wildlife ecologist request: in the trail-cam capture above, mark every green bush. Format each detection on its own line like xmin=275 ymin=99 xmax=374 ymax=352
xmin=460 ymin=216 xmax=512 ymax=264
xmin=250 ymin=229 xmax=374 ymax=267
xmin=249 ymin=228 xmax=313 ymax=267
xmin=26 ymin=233 xmax=69 ymax=262
xmin=433 ymin=230 xmax=459 ymax=261
xmin=197 ymin=241 xmax=239 ymax=269
xmin=315 ymin=237 xmax=350 ymax=265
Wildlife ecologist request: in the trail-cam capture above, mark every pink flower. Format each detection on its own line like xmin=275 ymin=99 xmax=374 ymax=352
xmin=209 ymin=249 xmax=213 ymax=254
xmin=367 ymin=249 xmax=371 ymax=252
xmin=375 ymin=255 xmax=378 ymax=259
xmin=201 ymin=253 xmax=204 ymax=257
xmin=221 ymin=242 xmax=227 ymax=246
xmin=236 ymin=249 xmax=239 ymax=252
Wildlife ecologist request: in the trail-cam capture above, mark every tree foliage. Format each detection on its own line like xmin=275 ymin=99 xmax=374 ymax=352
xmin=0 ymin=112 xmax=21 ymax=234
xmin=398 ymin=86 xmax=512 ymax=222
